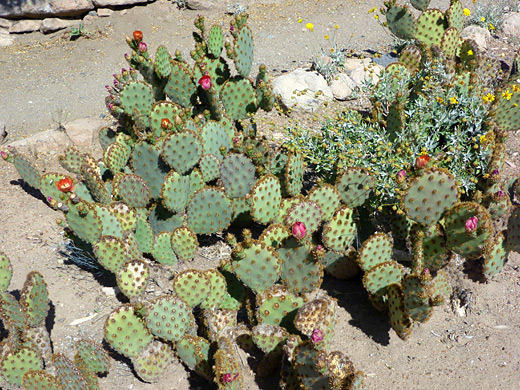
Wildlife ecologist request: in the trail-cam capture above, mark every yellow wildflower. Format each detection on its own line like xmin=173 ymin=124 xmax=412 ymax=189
xmin=374 ymin=15 xmax=379 ymax=20
xmin=334 ymin=24 xmax=339 ymax=29
xmin=330 ymin=48 xmax=335 ymax=53
xmin=449 ymin=96 xmax=459 ymax=105
xmin=480 ymin=16 xmax=486 ymax=22
xmin=435 ymin=97 xmax=444 ymax=103
xmin=512 ymin=85 xmax=520 ymax=93
xmin=479 ymin=135 xmax=487 ymax=143
xmin=419 ymin=148 xmax=428 ymax=156
xmin=489 ymin=23 xmax=495 ymax=30
xmin=467 ymin=49 xmax=473 ymax=56
xmin=324 ymin=34 xmax=329 ymax=40
xmin=515 ymin=103 xmax=519 ymax=107
xmin=502 ymin=90 xmax=513 ymax=100
xmin=298 ymin=18 xmax=302 ymax=23
xmin=368 ymin=7 xmax=377 ymax=13
xmin=482 ymin=93 xmax=495 ymax=103
xmin=306 ymin=22 xmax=314 ymax=31
xmin=463 ymin=8 xmax=471 ymax=16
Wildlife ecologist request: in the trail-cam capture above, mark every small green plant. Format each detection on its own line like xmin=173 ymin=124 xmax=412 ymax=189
xmin=68 ymin=23 xmax=87 ymax=40
xmin=465 ymin=0 xmax=518 ymax=31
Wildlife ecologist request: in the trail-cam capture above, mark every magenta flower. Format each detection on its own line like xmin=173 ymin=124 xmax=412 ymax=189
xmin=316 ymin=245 xmax=324 ymax=251
xmin=138 ymin=42 xmax=147 ymax=53
xmin=492 ymin=169 xmax=499 ymax=176
xmin=0 ymin=150 xmax=7 ymax=160
xmin=221 ymin=373 xmax=239 ymax=383
xmin=292 ymin=222 xmax=307 ymax=240
xmin=396 ymin=169 xmax=406 ymax=184
xmin=198 ymin=74 xmax=212 ymax=90
xmin=496 ymin=190 xmax=505 ymax=198
xmin=311 ymin=328 xmax=324 ymax=343
xmin=465 ymin=216 xmax=478 ymax=233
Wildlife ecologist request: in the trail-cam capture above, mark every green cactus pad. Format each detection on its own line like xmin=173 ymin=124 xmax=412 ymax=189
xmin=441 ymin=27 xmax=462 ymax=58
xmin=283 ymin=152 xmax=304 ymax=197
xmin=307 ymin=183 xmax=341 ymax=222
xmin=418 ymin=223 xmax=452 ymax=271
xmin=187 ymin=187 xmax=233 ymax=234
xmin=144 ymin=295 xmax=194 ymax=341
xmin=152 ymin=232 xmax=178 ymax=266
xmin=20 ymin=271 xmax=49 ymax=328
xmin=399 ymin=44 xmax=422 ymax=73
xmin=148 ymin=203 xmax=184 ymax=234
xmin=322 ymin=248 xmax=360 ymax=280
xmin=221 ymin=77 xmax=257 ymax=120
xmin=383 ymin=62 xmax=411 ymax=100
xmin=411 ymin=0 xmax=431 ymax=11
xmin=278 ymin=237 xmax=323 ymax=294
xmin=200 ymin=121 xmax=233 ymax=159
xmin=256 ymin=284 xmax=306 ymax=328
xmin=231 ymin=240 xmax=281 ymax=293
xmin=24 ymin=326 xmax=52 ymax=366
xmin=189 ymin=168 xmax=205 ymax=196
xmin=275 ymin=195 xmax=304 ymax=224
xmin=161 ymin=171 xmax=191 ymax=213
xmin=207 ymin=24 xmax=224 ymax=57
xmin=402 ymin=274 xmax=434 ymax=322
xmin=356 ymin=232 xmax=393 ymax=272
xmin=132 ymin=140 xmax=170 ymax=199
xmin=104 ymin=140 xmax=131 ymax=175
xmin=428 ymin=269 xmax=452 ymax=303
xmin=194 ymin=56 xmax=231 ymax=93
xmin=116 ymin=259 xmax=149 ymax=299
xmin=81 ymin=159 xmax=111 ymax=205
xmin=492 ymin=83 xmax=520 ymax=131
xmin=285 ymin=201 xmax=323 ymax=235
xmin=220 ymin=153 xmax=256 ymax=198
xmin=39 ymin=173 xmax=68 ymax=203
xmin=385 ymin=4 xmax=417 ymax=39
xmin=200 ymin=269 xmax=227 ymax=309
xmin=74 ymin=339 xmax=110 ymax=376
xmin=135 ymin=216 xmax=155 ymax=253
xmin=154 ymin=45 xmax=172 ymax=78
xmin=444 ymin=202 xmax=494 ymax=259
xmin=165 ymin=61 xmax=196 ymax=107
xmin=252 ymin=324 xmax=289 ymax=354
xmin=387 ymin=284 xmax=412 ymax=340
xmin=93 ymin=235 xmax=128 ymax=273
xmin=52 ymin=353 xmax=89 ymax=390
xmin=0 ymin=347 xmax=43 ymax=386
xmin=109 ymin=201 xmax=137 ymax=232
xmin=402 ymin=167 xmax=459 ymax=225
xmin=173 ymin=269 xmax=211 ymax=307
xmin=322 ymin=204 xmax=357 ymax=251
xmin=104 ymin=304 xmax=153 ymax=358
xmin=13 ymin=154 xmax=41 ymax=189
xmin=116 ymin=174 xmax=151 ymax=208
xmin=171 ymin=226 xmax=199 ymax=262
xmin=0 ymin=252 xmax=12 ymax=293
xmin=259 ymin=224 xmax=290 ymax=249
xmin=120 ymin=80 xmax=154 ymax=116
xmin=175 ymin=334 xmax=212 ymax=380
xmin=161 ymin=130 xmax=203 ymax=175
xmin=335 ymin=167 xmax=375 ymax=208
xmin=294 ymin=297 xmax=336 ymax=344
xmin=483 ymin=232 xmax=508 ymax=278
xmin=446 ymin=0 xmax=464 ymax=31
xmin=1 ymin=292 xmax=27 ymax=338
xmin=59 ymin=145 xmax=85 ymax=175
xmin=22 ymin=370 xmax=61 ymax=390
xmin=233 ymin=25 xmax=254 ymax=77
xmin=66 ymin=200 xmax=103 ymax=244
xmin=416 ymin=9 xmax=448 ymax=47
xmin=131 ymin=340 xmax=174 ymax=383
xmin=199 ymin=154 xmax=220 ymax=183
xmin=249 ymin=174 xmax=282 ymax=224
xmin=458 ymin=39 xmax=479 ymax=71
xmin=98 ymin=126 xmax=117 ymax=150
xmin=150 ymin=101 xmax=183 ymax=136
xmin=363 ymin=261 xmax=404 ymax=296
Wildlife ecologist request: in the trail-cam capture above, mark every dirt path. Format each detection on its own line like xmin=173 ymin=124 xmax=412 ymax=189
xmin=1 ymin=1 xmax=519 ymax=389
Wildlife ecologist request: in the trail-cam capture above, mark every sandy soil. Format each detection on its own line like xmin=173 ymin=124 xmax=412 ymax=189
xmin=0 ymin=1 xmax=519 ymax=389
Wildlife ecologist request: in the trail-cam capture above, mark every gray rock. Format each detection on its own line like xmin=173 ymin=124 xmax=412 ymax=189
xmin=64 ymin=117 xmax=107 ymax=149
xmin=349 ymin=63 xmax=383 ymax=88
xmin=342 ymin=58 xmax=371 ymax=73
xmin=272 ymin=68 xmax=333 ymax=111
xmin=461 ymin=25 xmax=491 ymax=52
xmin=0 ymin=29 xmax=15 ymax=47
xmin=40 ymin=18 xmax=78 ymax=34
xmin=92 ymin=0 xmax=152 ymax=6
xmin=9 ymin=20 xmax=42 ymax=34
xmin=330 ymin=73 xmax=357 ymax=101
xmin=0 ymin=18 xmax=11 ymax=29
xmin=0 ymin=0 xmax=94 ymax=19
xmin=502 ymin=12 xmax=520 ymax=39
xmin=7 ymin=129 xmax=72 ymax=154
xmin=96 ymin=8 xmax=114 ymax=17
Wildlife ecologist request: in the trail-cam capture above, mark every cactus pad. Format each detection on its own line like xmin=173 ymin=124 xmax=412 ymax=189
xmin=249 ymin=174 xmax=282 ymax=224
xmin=132 ymin=140 xmax=170 ymax=199
xmin=446 ymin=0 xmax=464 ymax=31
xmin=220 ymin=153 xmax=256 ymax=198
xmin=363 ymin=261 xmax=404 ymax=296
xmin=385 ymin=4 xmax=417 ymax=40
xmin=387 ymin=284 xmax=412 ymax=340
xmin=116 ymin=174 xmax=151 ymax=208
xmin=285 ymin=201 xmax=323 ymax=235
xmin=357 ymin=233 xmax=393 ymax=272
xmin=483 ymin=232 xmax=508 ymax=278
xmin=0 ymin=347 xmax=43 ymax=386
xmin=150 ymin=101 xmax=182 ymax=135
xmin=20 ymin=271 xmax=49 ymax=328
xmin=131 ymin=340 xmax=174 ymax=383
xmin=175 ymin=334 xmax=212 ymax=380
xmin=256 ymin=284 xmax=306 ymax=328
xmin=173 ymin=269 xmax=211 ymax=307
xmin=152 ymin=231 xmax=178 ymax=266
xmin=13 ymin=154 xmax=41 ymax=189
xmin=22 ymin=370 xmax=61 ymax=390
xmin=161 ymin=171 xmax=191 ymax=213
xmin=116 ymin=259 xmax=149 ymax=299
xmin=59 ymin=145 xmax=85 ymax=175
xmin=207 ymin=25 xmax=224 ymax=57
xmin=335 ymin=167 xmax=375 ymax=208
xmin=0 ymin=251 xmax=13 ymax=292
xmin=66 ymin=200 xmax=103 ymax=244
xmin=416 ymin=9 xmax=448 ymax=47
xmin=52 ymin=353 xmax=89 ymax=390
xmin=492 ymin=82 xmax=520 ymax=131
xmin=171 ymin=226 xmax=199 ymax=262
xmin=154 ymin=45 xmax=172 ymax=78
xmin=187 ymin=187 xmax=233 ymax=234
xmin=119 ymin=81 xmax=154 ymax=116
xmin=199 ymin=154 xmax=221 ymax=182
xmin=259 ymin=224 xmax=290 ymax=249
xmin=161 ymin=130 xmax=203 ymax=175
xmin=321 ymin=205 xmax=357 ymax=252
xmin=307 ymin=183 xmax=341 ymax=222
xmin=144 ymin=295 xmax=194 ymax=341
xmin=165 ymin=61 xmax=196 ymax=107
xmin=200 ymin=121 xmax=233 ymax=158
xmin=221 ymin=77 xmax=257 ymax=120
xmin=233 ymin=25 xmax=254 ymax=77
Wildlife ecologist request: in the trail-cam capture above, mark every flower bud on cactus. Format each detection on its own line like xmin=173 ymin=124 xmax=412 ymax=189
xmin=133 ymin=30 xmax=143 ymax=42
xmin=221 ymin=373 xmax=239 ymax=383
xmin=396 ymin=169 xmax=406 ymax=184
xmin=138 ymin=42 xmax=147 ymax=53
xmin=465 ymin=216 xmax=478 ymax=233
xmin=198 ymin=74 xmax=212 ymax=90
xmin=415 ymin=154 xmax=430 ymax=169
xmin=311 ymin=328 xmax=324 ymax=343
xmin=496 ymin=190 xmax=505 ymax=198
xmin=0 ymin=150 xmax=8 ymax=160
xmin=161 ymin=118 xmax=171 ymax=130
xmin=292 ymin=222 xmax=307 ymax=240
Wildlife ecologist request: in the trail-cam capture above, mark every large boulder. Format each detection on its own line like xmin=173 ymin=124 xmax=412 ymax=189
xmin=502 ymin=12 xmax=520 ymax=39
xmin=461 ymin=25 xmax=491 ymax=52
xmin=9 ymin=20 xmax=42 ymax=33
xmin=272 ymin=68 xmax=333 ymax=111
xmin=40 ymin=18 xmax=78 ymax=34
xmin=0 ymin=1 xmax=94 ymax=19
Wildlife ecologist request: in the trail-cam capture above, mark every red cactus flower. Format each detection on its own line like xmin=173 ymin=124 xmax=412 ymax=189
xmin=161 ymin=118 xmax=171 ymax=130
xmin=292 ymin=222 xmax=307 ymax=240
xmin=311 ymin=328 xmax=324 ymax=343
xmin=465 ymin=216 xmax=478 ymax=233
xmin=221 ymin=373 xmax=239 ymax=383
xmin=415 ymin=154 xmax=430 ymax=169
xmin=198 ymin=74 xmax=212 ymax=90
xmin=133 ymin=30 xmax=143 ymax=42
xmin=56 ymin=177 xmax=74 ymax=193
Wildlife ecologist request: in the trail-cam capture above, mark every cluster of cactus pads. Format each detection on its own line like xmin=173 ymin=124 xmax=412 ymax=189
xmin=0 ymin=252 xmax=110 ymax=389
xmin=2 ymin=3 xmax=520 ymax=389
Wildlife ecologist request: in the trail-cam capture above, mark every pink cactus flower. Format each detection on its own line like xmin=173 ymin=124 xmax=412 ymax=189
xmin=396 ymin=169 xmax=406 ymax=184
xmin=496 ymin=190 xmax=505 ymax=198
xmin=311 ymin=328 xmax=324 ymax=343
xmin=0 ymin=150 xmax=7 ymax=160
xmin=465 ymin=216 xmax=478 ymax=233
xmin=292 ymin=222 xmax=307 ymax=240
xmin=221 ymin=373 xmax=239 ymax=383
xmin=316 ymin=245 xmax=324 ymax=251
xmin=138 ymin=42 xmax=147 ymax=53
xmin=198 ymin=74 xmax=212 ymax=90
xmin=492 ymin=169 xmax=499 ymax=176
